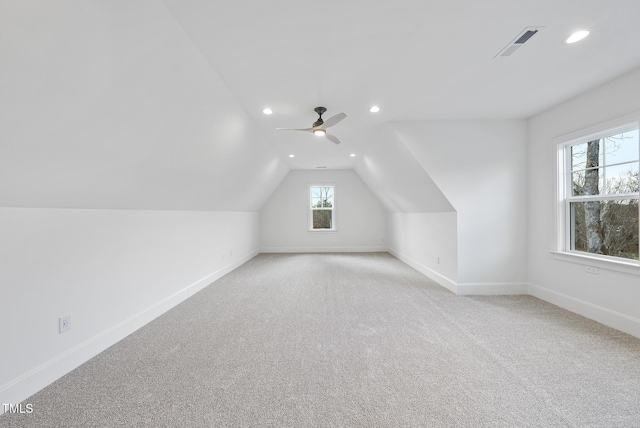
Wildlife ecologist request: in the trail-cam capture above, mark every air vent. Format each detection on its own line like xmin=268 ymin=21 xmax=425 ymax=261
xmin=514 ymin=30 xmax=538 ymax=44
xmin=495 ymin=26 xmax=543 ymax=58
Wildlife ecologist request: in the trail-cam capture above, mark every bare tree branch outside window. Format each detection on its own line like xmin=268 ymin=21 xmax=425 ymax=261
xmin=569 ymin=132 xmax=639 ymax=260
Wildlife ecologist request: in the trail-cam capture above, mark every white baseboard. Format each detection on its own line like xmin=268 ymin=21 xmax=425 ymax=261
xmin=260 ymin=246 xmax=388 ymax=253
xmin=388 ymin=249 xmax=527 ymax=296
xmin=457 ymin=282 xmax=529 ymax=296
xmin=0 ymin=249 xmax=259 ymax=414
xmin=528 ymin=282 xmax=640 ymax=339
xmin=388 ymin=248 xmax=458 ymax=294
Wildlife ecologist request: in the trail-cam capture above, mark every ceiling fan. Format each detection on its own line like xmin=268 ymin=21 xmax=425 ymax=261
xmin=276 ymin=107 xmax=346 ymax=144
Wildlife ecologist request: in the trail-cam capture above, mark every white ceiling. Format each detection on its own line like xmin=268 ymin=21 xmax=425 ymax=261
xmin=162 ymin=0 xmax=640 ymax=170
xmin=2 ymin=1 xmax=640 ymax=210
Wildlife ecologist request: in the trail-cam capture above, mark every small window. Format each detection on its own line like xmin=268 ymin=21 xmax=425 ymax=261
xmin=558 ymin=123 xmax=639 ymax=262
xmin=309 ymin=185 xmax=335 ymax=231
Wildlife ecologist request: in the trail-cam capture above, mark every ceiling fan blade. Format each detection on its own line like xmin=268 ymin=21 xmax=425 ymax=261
xmin=275 ymin=127 xmax=313 ymax=132
xmin=322 ymin=113 xmax=347 ymax=128
xmin=325 ymin=133 xmax=341 ymax=145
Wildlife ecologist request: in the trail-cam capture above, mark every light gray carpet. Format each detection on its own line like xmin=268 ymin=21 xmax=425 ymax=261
xmin=3 ymin=253 xmax=640 ymax=427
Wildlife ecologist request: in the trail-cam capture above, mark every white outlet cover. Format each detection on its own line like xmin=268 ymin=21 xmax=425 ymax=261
xmin=585 ymin=266 xmax=599 ymax=275
xmin=59 ymin=315 xmax=72 ymax=333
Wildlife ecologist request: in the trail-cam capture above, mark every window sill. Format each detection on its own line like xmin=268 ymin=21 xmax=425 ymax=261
xmin=308 ymin=229 xmax=337 ymax=233
xmin=549 ymin=250 xmax=640 ymax=276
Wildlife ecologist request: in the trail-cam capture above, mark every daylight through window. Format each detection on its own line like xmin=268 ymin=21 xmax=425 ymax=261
xmin=310 ymin=185 xmax=335 ymax=231
xmin=559 ymin=124 xmax=639 ymax=262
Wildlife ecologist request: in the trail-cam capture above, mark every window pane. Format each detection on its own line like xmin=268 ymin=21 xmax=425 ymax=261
xmin=571 ymin=143 xmax=587 ymax=171
xmin=604 ymin=163 xmax=639 ymax=194
xmin=572 ymin=168 xmax=604 ymax=196
xmin=571 ymin=140 xmax=602 ymax=171
xmin=313 ymin=210 xmax=333 ymax=229
xmin=320 ymin=187 xmax=333 ymax=208
xmin=570 ymin=200 xmax=639 ymax=260
xmin=310 ymin=186 xmax=334 ymax=208
xmin=604 ymin=130 xmax=639 ymax=165
xmin=324 ymin=187 xmax=334 ymax=207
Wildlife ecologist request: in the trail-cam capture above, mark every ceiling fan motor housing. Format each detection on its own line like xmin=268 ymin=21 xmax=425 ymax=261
xmin=313 ymin=106 xmax=327 ymax=127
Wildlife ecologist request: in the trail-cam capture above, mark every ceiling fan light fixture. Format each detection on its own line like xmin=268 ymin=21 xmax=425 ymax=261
xmin=275 ymin=107 xmax=345 ymax=144
xmin=566 ymin=30 xmax=589 ymax=44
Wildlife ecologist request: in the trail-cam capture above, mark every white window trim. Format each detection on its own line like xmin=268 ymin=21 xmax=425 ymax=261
xmin=308 ymin=183 xmax=337 ymax=232
xmin=549 ymin=250 xmax=640 ymax=275
xmin=553 ymin=112 xmax=640 ymax=275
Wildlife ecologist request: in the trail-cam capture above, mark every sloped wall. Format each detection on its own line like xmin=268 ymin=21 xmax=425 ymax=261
xmin=354 ymin=125 xmax=454 ymax=213
xmin=352 ymin=126 xmax=457 ymax=290
xmin=0 ymin=1 xmax=288 ymax=211
xmin=261 ymin=170 xmax=387 ymax=252
xmin=390 ymin=120 xmax=528 ymax=292
xmin=0 ymin=2 xmax=289 ymax=409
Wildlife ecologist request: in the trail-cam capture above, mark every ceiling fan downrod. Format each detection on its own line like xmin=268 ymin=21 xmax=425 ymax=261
xmin=313 ymin=106 xmax=327 ymax=127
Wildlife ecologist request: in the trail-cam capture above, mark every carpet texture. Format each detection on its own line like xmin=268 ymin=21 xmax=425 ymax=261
xmin=3 ymin=253 xmax=640 ymax=427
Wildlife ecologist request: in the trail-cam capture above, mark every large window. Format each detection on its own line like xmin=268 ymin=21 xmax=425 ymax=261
xmin=309 ymin=185 xmax=335 ymax=231
xmin=558 ymin=121 xmax=639 ymax=263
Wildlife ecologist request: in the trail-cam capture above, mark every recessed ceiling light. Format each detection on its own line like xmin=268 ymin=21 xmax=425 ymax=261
xmin=288 ymin=154 xmax=295 ymax=158
xmin=566 ymin=30 xmax=589 ymax=44
xmin=262 ymin=108 xmax=273 ymax=115
xmin=350 ymin=154 xmax=356 ymax=157
xmin=369 ymin=106 xmax=380 ymax=113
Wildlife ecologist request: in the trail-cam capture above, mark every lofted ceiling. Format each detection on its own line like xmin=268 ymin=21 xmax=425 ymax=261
xmin=2 ymin=1 xmax=640 ymax=211
xmin=162 ymin=0 xmax=640 ymax=170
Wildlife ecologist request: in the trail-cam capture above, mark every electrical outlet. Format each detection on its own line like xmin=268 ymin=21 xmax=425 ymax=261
xmin=585 ymin=266 xmax=599 ymax=275
xmin=59 ymin=315 xmax=72 ymax=333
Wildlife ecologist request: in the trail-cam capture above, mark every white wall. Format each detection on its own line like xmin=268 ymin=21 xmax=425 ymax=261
xmin=261 ymin=170 xmax=387 ymax=252
xmin=387 ymin=212 xmax=458 ymax=292
xmin=0 ymin=208 xmax=259 ymax=409
xmin=352 ymin=126 xmax=458 ymax=292
xmin=0 ymin=2 xmax=290 ymax=410
xmin=528 ymin=66 xmax=640 ymax=338
xmin=392 ymin=120 xmax=529 ymax=293
xmin=0 ymin=1 xmax=289 ymax=211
